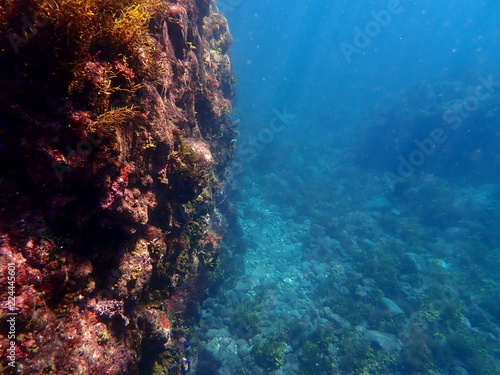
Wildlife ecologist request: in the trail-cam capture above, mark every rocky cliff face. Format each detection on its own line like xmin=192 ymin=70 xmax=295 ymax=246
xmin=0 ymin=1 xmax=235 ymax=373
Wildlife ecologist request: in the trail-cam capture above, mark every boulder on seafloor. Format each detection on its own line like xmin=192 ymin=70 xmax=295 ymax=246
xmin=364 ymin=330 xmax=403 ymax=353
xmin=381 ymin=297 xmax=405 ymax=315
xmin=401 ymin=252 xmax=428 ymax=273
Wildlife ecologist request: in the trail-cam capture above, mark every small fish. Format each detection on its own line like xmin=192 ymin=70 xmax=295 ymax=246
xmin=182 ymin=357 xmax=190 ymax=372
xmin=231 ymin=119 xmax=240 ymax=128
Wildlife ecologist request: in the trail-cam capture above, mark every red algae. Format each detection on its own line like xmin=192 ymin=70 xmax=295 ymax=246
xmin=0 ymin=0 xmax=235 ymax=373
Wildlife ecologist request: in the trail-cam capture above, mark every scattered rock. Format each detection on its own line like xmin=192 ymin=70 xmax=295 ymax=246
xmin=364 ymin=330 xmax=402 ymax=353
xmin=401 ymin=252 xmax=428 ymax=273
xmin=329 ymin=312 xmax=351 ymax=329
xmin=381 ymin=297 xmax=405 ymax=315
xmin=363 ymin=195 xmax=392 ymax=210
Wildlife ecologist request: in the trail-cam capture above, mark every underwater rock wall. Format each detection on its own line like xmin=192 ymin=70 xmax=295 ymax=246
xmin=0 ymin=1 xmax=235 ymax=373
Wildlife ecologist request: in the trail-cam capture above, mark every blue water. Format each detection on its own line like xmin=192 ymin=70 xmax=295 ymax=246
xmin=195 ymin=1 xmax=500 ymax=374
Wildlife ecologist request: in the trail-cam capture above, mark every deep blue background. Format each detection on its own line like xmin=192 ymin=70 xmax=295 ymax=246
xmin=222 ymin=0 xmax=500 ymax=183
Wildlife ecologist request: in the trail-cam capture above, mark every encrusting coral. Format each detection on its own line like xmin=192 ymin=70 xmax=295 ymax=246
xmin=0 ymin=0 xmax=236 ymax=373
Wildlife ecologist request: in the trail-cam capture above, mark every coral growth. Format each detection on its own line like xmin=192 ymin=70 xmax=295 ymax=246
xmin=0 ymin=0 xmax=235 ymax=373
